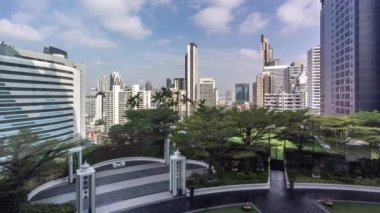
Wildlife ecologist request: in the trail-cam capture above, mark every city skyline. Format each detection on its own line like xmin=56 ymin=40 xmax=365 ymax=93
xmin=0 ymin=0 xmax=320 ymax=94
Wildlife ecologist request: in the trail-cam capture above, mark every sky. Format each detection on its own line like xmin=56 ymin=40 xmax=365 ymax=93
xmin=0 ymin=0 xmax=321 ymax=95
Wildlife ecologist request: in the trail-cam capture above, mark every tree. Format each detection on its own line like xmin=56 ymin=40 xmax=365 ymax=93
xmin=315 ymin=115 xmax=352 ymax=153
xmin=348 ymin=111 xmax=380 ymax=175
xmin=127 ymin=93 xmax=142 ymax=109
xmin=276 ymin=110 xmax=316 ymax=152
xmin=151 ymin=87 xmax=173 ymax=108
xmin=173 ymin=106 xmax=236 ymax=174
xmin=232 ymin=107 xmax=275 ymax=146
xmin=0 ymin=129 xmax=77 ymax=205
xmin=108 ymin=124 xmax=130 ymax=146
xmin=95 ymin=119 xmax=105 ymax=126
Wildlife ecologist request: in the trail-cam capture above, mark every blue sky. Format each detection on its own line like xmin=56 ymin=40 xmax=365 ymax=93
xmin=0 ymin=0 xmax=320 ymax=94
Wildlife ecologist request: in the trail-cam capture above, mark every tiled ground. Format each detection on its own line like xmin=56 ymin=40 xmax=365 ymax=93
xmin=127 ymin=170 xmax=380 ymax=213
xmin=31 ymin=161 xmax=380 ymax=213
xmin=30 ymin=161 xmax=205 ymax=212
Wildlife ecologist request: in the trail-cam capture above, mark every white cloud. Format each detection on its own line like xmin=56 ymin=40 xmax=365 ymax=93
xmin=239 ymin=12 xmax=269 ymax=35
xmin=191 ymin=0 xmax=245 ymax=34
xmin=0 ymin=19 xmax=42 ymax=41
xmin=277 ymin=0 xmax=320 ymax=31
xmin=59 ymin=30 xmax=116 ymax=48
xmin=239 ymin=48 xmax=259 ymax=60
xmin=80 ymin=0 xmax=152 ymax=39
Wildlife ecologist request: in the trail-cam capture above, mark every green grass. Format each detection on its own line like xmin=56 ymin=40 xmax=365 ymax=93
xmin=202 ymin=206 xmax=257 ymax=213
xmin=325 ymin=202 xmax=380 ymax=213
xmin=228 ymin=134 xmax=332 ymax=160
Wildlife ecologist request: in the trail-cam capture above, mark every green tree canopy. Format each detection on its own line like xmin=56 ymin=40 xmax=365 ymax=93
xmin=0 ymin=129 xmax=77 ymax=200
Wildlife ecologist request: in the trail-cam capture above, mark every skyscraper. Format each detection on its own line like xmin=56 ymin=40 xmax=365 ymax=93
xmin=235 ymin=83 xmax=250 ymax=103
xmin=252 ymin=82 xmax=257 ymax=105
xmin=307 ymin=46 xmax=321 ymax=115
xmin=174 ymin=78 xmax=185 ymax=90
xmin=284 ymin=62 xmax=305 ymax=93
xmin=185 ymin=43 xmax=198 ymax=114
xmin=166 ymin=78 xmax=172 ymax=89
xmin=0 ymin=43 xmax=85 ymax=141
xmin=199 ymin=78 xmax=217 ymax=107
xmin=145 ymin=81 xmax=153 ymax=91
xmin=321 ymin=0 xmax=380 ymax=115
xmin=97 ymin=75 xmax=110 ymax=92
xmin=105 ymin=85 xmax=131 ymax=130
xmin=256 ymin=65 xmax=288 ymax=107
xmin=260 ymin=34 xmax=280 ymax=69
xmin=225 ymin=90 xmax=232 ymax=101
xmin=109 ymin=71 xmax=124 ymax=90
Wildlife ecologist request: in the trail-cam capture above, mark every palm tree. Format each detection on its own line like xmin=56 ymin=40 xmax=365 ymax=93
xmin=127 ymin=94 xmax=142 ymax=110
xmin=151 ymin=91 xmax=162 ymax=106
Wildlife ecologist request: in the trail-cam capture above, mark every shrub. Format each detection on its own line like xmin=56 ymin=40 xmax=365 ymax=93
xmin=19 ymin=203 xmax=76 ymax=213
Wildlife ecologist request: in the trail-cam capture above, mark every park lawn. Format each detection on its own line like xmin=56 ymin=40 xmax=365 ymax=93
xmin=202 ymin=206 xmax=257 ymax=213
xmin=325 ymin=202 xmax=380 ymax=213
xmin=228 ymin=134 xmax=331 ymax=160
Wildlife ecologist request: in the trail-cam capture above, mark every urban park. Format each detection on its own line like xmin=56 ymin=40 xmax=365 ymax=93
xmin=1 ymin=97 xmax=380 ymax=212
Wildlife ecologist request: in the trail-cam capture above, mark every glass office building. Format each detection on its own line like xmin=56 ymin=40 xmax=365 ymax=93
xmin=235 ymin=83 xmax=250 ymax=103
xmin=321 ymin=0 xmax=380 ymax=115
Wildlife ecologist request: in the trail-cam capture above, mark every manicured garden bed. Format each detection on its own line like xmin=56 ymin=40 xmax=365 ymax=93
xmin=286 ymin=150 xmax=380 ymax=186
xmin=324 ymin=202 xmax=380 ymax=213
xmin=188 ymin=170 xmax=268 ymax=189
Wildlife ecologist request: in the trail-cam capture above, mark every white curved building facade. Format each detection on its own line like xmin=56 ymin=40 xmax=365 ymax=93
xmin=0 ymin=43 xmax=85 ymax=142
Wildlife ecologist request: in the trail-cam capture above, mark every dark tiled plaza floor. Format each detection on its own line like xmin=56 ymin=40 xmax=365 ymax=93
xmin=31 ymin=161 xmax=202 ymax=207
xmin=125 ymin=170 xmax=380 ymax=213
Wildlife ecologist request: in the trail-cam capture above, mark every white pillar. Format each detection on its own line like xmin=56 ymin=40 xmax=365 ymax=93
xmin=164 ymin=138 xmax=171 ymax=165
xmin=169 ymin=150 xmax=186 ymax=196
xmin=68 ymin=147 xmax=83 ymax=184
xmin=76 ymin=162 xmax=96 ymax=213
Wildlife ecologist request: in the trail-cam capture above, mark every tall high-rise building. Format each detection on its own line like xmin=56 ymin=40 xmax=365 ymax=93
xmin=145 ymin=81 xmax=153 ymax=91
xmin=199 ymin=78 xmax=217 ymax=107
xmin=260 ymin=34 xmax=280 ymax=69
xmin=0 ymin=43 xmax=85 ymax=141
xmin=97 ymin=75 xmax=110 ymax=92
xmin=284 ymin=62 xmax=305 ymax=93
xmin=131 ymin=84 xmax=140 ymax=96
xmin=321 ymin=0 xmax=380 ymax=115
xmin=105 ymin=85 xmax=131 ymax=130
xmin=252 ymin=82 xmax=257 ymax=105
xmin=256 ymin=65 xmax=288 ymax=107
xmin=166 ymin=78 xmax=172 ymax=89
xmin=265 ymin=71 xmax=307 ymax=112
xmin=110 ymin=71 xmax=124 ymax=90
xmin=138 ymin=90 xmax=151 ymax=109
xmin=174 ymin=78 xmax=185 ymax=90
xmin=225 ymin=90 xmax=232 ymax=101
xmin=185 ymin=43 xmax=198 ymax=114
xmin=235 ymin=83 xmax=250 ymax=103
xmin=307 ymin=46 xmax=321 ymax=115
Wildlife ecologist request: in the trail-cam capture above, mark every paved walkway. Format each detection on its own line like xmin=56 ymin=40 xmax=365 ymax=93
xmin=30 ymin=161 xmax=205 ymax=212
xmin=126 ymin=170 xmax=380 ymax=213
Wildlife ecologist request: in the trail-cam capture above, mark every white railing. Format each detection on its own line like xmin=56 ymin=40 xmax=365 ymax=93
xmin=91 ymin=157 xmax=165 ymax=169
xmin=191 ymin=183 xmax=269 ymax=196
xmin=293 ymin=182 xmax=380 ymax=193
xmin=27 ymin=177 xmax=68 ymax=201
